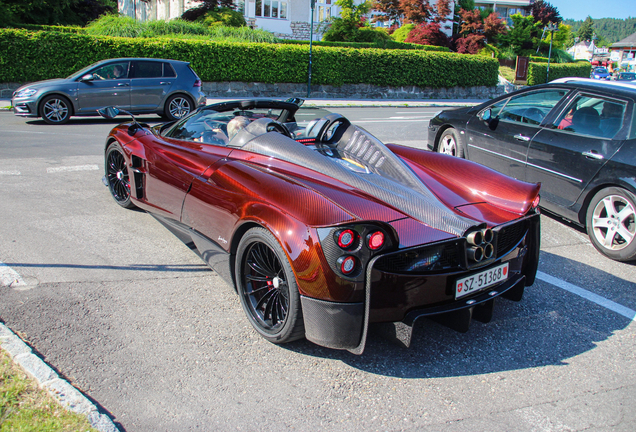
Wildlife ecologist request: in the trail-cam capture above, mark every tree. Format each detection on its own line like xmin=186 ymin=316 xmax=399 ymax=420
xmin=0 ymin=0 xmax=116 ymax=26
xmin=372 ymin=0 xmax=402 ymax=26
xmin=526 ymin=0 xmax=561 ymax=26
xmin=405 ymin=22 xmax=449 ymax=46
xmin=483 ymin=11 xmax=507 ymax=44
xmin=182 ymin=0 xmax=236 ymax=21
xmin=577 ymin=16 xmax=595 ymax=41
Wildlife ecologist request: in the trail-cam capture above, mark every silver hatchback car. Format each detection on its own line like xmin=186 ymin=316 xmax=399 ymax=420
xmin=12 ymin=57 xmax=207 ymax=125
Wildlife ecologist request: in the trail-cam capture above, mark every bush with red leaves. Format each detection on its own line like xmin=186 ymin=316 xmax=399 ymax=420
xmin=405 ymin=22 xmax=449 ymax=47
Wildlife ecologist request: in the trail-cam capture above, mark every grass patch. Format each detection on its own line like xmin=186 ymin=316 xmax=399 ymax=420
xmin=499 ymin=65 xmax=516 ymax=82
xmin=85 ymin=14 xmax=278 ymax=43
xmin=0 ymin=348 xmax=97 ymax=431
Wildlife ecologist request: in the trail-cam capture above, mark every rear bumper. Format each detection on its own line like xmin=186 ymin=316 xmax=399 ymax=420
xmin=302 ymin=213 xmax=540 ymax=354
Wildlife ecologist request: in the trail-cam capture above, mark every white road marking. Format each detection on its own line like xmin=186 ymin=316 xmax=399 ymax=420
xmin=353 ymin=119 xmax=430 ymax=124
xmin=537 ymin=271 xmax=636 ymax=321
xmin=46 ymin=165 xmax=99 ymax=173
xmin=4 ymin=130 xmax=92 ymax=137
xmin=0 ymin=262 xmax=26 ymax=288
xmin=0 ymin=170 xmax=21 ymax=175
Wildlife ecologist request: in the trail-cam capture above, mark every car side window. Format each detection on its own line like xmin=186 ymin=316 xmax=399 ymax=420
xmin=91 ymin=62 xmax=129 ymax=80
xmin=163 ymin=63 xmax=177 ymax=78
xmin=553 ymin=94 xmax=626 ymax=139
xmin=133 ymin=61 xmax=164 ymax=78
xmin=497 ymin=90 xmax=567 ymax=126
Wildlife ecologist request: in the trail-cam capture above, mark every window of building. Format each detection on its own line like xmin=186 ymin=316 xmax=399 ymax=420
xmin=316 ymin=0 xmax=332 ymax=21
xmin=255 ymin=0 xmax=287 ymax=19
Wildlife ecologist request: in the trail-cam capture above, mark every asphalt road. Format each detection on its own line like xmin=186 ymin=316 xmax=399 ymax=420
xmin=0 ymin=108 xmax=635 ymax=431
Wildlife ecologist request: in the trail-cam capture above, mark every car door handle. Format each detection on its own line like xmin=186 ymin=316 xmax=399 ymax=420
xmin=583 ymin=151 xmax=604 ymax=160
xmin=513 ymin=134 xmax=531 ymax=142
xmin=159 ymin=82 xmax=171 ymax=85
xmin=117 ymin=83 xmax=129 ymax=87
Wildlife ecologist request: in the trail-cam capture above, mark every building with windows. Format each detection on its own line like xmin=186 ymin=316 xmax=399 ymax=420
xmin=474 ymin=0 xmax=531 ymax=25
xmin=610 ymin=32 xmax=636 ymax=71
xmin=118 ymin=0 xmax=341 ymax=40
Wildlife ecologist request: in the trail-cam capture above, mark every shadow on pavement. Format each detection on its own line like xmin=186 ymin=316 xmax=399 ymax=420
xmin=282 ymin=251 xmax=634 ymax=378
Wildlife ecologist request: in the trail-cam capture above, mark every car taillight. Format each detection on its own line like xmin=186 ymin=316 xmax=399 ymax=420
xmin=532 ymin=195 xmax=540 ymax=209
xmin=337 ymin=229 xmax=355 ymax=249
xmin=367 ymin=231 xmax=385 ymax=250
xmin=338 ymin=256 xmax=356 ymax=275
xmin=194 ymin=79 xmax=202 ymax=87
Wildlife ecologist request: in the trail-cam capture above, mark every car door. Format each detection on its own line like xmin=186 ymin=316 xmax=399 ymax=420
xmin=465 ymin=88 xmax=568 ymax=179
xmin=141 ymin=110 xmax=233 ymax=219
xmin=525 ymin=92 xmax=629 ymax=210
xmin=77 ymin=61 xmax=131 ymax=113
xmin=129 ymin=60 xmax=175 ymax=112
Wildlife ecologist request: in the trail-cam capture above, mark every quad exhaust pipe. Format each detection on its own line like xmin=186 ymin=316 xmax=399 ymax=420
xmin=466 ymin=228 xmax=494 ymax=262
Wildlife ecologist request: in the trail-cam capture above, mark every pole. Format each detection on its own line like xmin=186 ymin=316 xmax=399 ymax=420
xmin=307 ymin=0 xmax=315 ymax=98
xmin=546 ymin=23 xmax=557 ymax=83
xmin=307 ymin=3 xmax=315 ymax=98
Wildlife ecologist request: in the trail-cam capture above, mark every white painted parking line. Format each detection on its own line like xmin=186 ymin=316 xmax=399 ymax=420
xmin=537 ymin=271 xmax=636 ymax=321
xmin=0 ymin=262 xmax=26 ymax=288
xmin=46 ymin=165 xmax=99 ymax=174
xmin=0 ymin=170 xmax=21 ymax=176
xmin=353 ymin=119 xmax=429 ymax=124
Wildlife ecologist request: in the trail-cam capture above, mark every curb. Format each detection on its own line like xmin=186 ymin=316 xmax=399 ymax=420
xmin=0 ymin=323 xmax=119 ymax=432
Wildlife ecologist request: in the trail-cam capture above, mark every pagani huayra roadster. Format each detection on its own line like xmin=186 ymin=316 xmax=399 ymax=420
xmin=100 ymin=99 xmax=541 ymax=354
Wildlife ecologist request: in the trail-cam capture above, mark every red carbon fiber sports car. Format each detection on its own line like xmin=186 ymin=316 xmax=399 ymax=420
xmin=101 ymin=99 xmax=541 ymax=354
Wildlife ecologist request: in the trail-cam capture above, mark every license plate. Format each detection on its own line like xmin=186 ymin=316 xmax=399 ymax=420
xmin=455 ymin=263 xmax=509 ymax=299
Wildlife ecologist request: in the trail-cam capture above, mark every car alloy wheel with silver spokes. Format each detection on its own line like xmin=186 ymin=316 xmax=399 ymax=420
xmin=40 ymin=95 xmax=71 ymax=125
xmin=586 ymin=187 xmax=636 ymax=261
xmin=165 ymin=94 xmax=192 ymax=121
xmin=437 ymin=128 xmax=464 ymax=158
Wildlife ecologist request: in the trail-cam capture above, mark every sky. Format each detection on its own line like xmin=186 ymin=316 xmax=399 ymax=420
xmin=552 ymin=0 xmax=633 ymax=21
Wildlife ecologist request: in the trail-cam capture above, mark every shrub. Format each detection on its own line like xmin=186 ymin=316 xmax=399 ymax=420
xmin=405 ymin=23 xmax=449 ymax=48
xmin=200 ymin=7 xmax=246 ymax=27
xmin=0 ymin=29 xmax=495 ymax=87
xmin=527 ymin=61 xmax=591 ymax=85
xmin=278 ymin=39 xmax=449 ymax=51
xmin=391 ymin=24 xmax=415 ymax=42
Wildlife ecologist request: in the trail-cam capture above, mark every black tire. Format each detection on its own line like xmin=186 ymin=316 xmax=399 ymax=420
xmin=163 ymin=94 xmax=193 ymax=121
xmin=436 ymin=128 xmax=464 ymax=158
xmin=39 ymin=95 xmax=72 ymax=125
xmin=105 ymin=142 xmax=136 ymax=209
xmin=586 ymin=187 xmax=636 ymax=261
xmin=235 ymin=227 xmax=304 ymax=343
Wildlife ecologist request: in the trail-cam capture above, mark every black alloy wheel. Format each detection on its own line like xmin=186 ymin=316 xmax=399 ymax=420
xmin=105 ymin=143 xmax=135 ymax=209
xmin=236 ymin=227 xmax=304 ymax=343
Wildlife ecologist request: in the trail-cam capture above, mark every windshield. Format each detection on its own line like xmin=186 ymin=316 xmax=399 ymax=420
xmin=67 ymin=61 xmax=103 ymax=79
xmin=595 ymin=68 xmax=608 ymax=74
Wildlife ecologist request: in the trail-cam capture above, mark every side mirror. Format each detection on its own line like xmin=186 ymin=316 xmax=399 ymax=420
xmin=479 ymin=109 xmax=492 ymax=123
xmin=97 ymin=106 xmax=121 ymax=119
xmin=80 ymin=73 xmax=94 ymax=82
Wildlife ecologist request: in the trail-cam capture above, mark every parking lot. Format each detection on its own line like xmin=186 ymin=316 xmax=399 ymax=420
xmin=0 ymin=108 xmax=635 ymax=431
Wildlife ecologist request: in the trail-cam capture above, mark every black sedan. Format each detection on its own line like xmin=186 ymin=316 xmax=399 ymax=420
xmin=428 ymin=78 xmax=636 ymax=262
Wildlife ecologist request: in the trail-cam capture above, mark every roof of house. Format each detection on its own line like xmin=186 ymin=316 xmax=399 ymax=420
xmin=611 ymin=32 xmax=636 ymax=48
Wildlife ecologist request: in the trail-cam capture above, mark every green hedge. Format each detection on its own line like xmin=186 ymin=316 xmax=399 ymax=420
xmin=527 ymin=61 xmax=592 ymax=85
xmin=0 ymin=29 xmax=496 ymax=87
xmin=7 ymin=24 xmax=84 ymax=33
xmin=278 ymin=39 xmax=450 ymax=52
